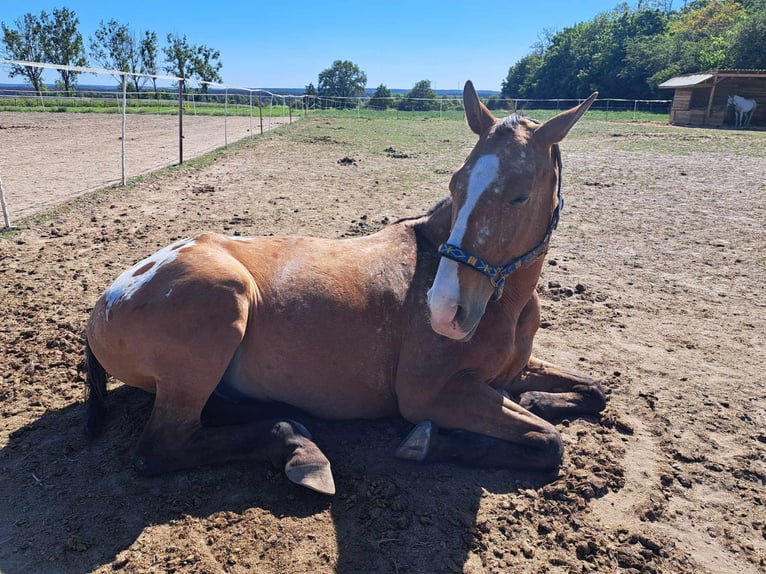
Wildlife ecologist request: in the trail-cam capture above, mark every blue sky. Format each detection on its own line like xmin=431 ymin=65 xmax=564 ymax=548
xmin=2 ymin=0 xmax=625 ymax=91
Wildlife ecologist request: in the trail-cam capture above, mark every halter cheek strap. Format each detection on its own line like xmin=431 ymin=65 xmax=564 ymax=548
xmin=437 ymin=144 xmax=563 ymax=302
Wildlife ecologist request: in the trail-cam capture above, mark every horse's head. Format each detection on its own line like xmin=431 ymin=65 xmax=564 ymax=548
xmin=427 ymin=81 xmax=597 ymax=341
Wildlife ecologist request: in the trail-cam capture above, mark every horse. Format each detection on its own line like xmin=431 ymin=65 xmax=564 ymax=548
xmin=84 ymin=82 xmax=605 ymax=496
xmin=727 ymin=95 xmax=757 ymax=128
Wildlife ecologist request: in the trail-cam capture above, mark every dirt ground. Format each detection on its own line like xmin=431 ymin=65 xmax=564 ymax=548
xmin=0 ymin=113 xmax=764 ymax=574
xmin=0 ymin=111 xmax=293 ymax=220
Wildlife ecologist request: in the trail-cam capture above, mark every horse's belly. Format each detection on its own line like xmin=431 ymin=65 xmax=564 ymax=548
xmin=221 ymin=334 xmax=400 ymax=419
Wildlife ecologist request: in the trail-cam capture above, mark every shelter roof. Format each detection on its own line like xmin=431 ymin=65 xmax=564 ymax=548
xmin=659 ymin=69 xmax=766 ymax=89
xmin=658 ymin=74 xmax=714 ymax=89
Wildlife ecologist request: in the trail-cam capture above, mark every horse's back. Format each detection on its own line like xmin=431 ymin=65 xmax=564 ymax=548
xmin=88 ymin=225 xmax=422 ymax=417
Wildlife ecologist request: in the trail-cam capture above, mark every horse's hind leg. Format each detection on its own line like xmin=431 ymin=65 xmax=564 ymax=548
xmin=135 ymin=394 xmax=335 ymax=494
xmin=133 ymin=358 xmax=334 ymax=494
xmin=505 ymin=356 xmax=606 ymax=420
xmin=136 ymin=409 xmax=334 ymax=495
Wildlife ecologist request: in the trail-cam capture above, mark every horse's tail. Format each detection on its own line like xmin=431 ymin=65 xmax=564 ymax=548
xmin=84 ymin=338 xmax=107 ymax=438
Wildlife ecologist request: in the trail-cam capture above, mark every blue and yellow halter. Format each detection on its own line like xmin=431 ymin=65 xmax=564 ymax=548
xmin=437 ymin=143 xmax=563 ymax=302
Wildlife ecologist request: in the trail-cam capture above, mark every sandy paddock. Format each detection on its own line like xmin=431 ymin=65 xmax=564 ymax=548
xmin=0 ymin=114 xmax=764 ymax=573
xmin=0 ymin=111 xmax=292 ymax=220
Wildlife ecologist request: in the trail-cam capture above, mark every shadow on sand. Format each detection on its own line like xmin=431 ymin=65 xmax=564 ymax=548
xmin=0 ymin=386 xmax=557 ymax=573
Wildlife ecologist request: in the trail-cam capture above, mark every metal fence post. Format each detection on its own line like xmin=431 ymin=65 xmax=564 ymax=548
xmin=178 ymin=79 xmax=184 ymax=165
xmin=121 ymin=77 xmax=127 ymax=186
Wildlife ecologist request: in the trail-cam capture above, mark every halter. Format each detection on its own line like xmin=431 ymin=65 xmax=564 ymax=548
xmin=437 ymin=144 xmax=563 ymax=302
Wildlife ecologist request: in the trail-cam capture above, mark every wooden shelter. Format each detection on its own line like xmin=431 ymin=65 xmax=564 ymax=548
xmin=659 ymin=69 xmax=765 ymax=127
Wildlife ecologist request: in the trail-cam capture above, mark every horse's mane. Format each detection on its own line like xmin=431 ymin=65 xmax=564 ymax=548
xmin=501 ymin=112 xmax=543 ymax=129
xmin=393 ymin=194 xmax=451 ymax=226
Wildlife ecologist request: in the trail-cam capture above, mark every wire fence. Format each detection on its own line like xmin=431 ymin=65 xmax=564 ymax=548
xmin=302 ymin=95 xmax=671 ymax=123
xmin=0 ymin=59 xmax=672 ymax=229
xmin=0 ymin=59 xmax=299 ymax=228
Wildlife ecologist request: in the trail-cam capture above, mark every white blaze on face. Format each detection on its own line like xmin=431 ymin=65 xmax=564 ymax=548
xmin=428 ymin=154 xmax=499 ymax=329
xmin=104 ymin=237 xmax=195 ymax=319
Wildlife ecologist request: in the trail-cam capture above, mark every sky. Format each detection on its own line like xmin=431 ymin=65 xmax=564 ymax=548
xmin=1 ymin=0 xmax=626 ymax=91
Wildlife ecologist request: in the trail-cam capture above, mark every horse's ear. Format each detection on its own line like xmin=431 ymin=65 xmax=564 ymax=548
xmin=535 ymin=92 xmax=598 ymax=146
xmin=463 ymin=80 xmax=496 ymax=135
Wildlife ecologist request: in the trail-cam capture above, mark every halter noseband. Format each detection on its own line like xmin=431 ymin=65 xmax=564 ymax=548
xmin=437 ymin=144 xmax=563 ymax=302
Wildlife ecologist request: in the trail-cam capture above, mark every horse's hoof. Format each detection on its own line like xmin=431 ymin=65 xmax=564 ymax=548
xmin=395 ymin=420 xmax=437 ymax=462
xmin=285 ymin=459 xmax=335 ymax=496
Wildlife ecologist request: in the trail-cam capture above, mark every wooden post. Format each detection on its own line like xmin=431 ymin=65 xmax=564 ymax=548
xmin=705 ymin=75 xmax=720 ymax=126
xmin=0 ymin=175 xmax=11 ymax=229
xmin=178 ymin=79 xmax=184 ymax=164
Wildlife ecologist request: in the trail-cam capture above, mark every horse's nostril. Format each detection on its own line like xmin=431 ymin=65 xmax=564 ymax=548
xmin=454 ymin=304 xmax=466 ymax=325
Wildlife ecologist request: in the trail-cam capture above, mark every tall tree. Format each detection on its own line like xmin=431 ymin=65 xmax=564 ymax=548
xmin=163 ymin=33 xmax=195 ymax=80
xmin=317 ymin=60 xmax=367 ymax=107
xmin=140 ymin=31 xmax=159 ymax=97
xmin=729 ymin=8 xmax=766 ymax=68
xmin=163 ymin=33 xmax=222 ymax=91
xmin=398 ymin=80 xmax=438 ymax=111
xmin=44 ymin=7 xmax=87 ymax=94
xmin=89 ymin=19 xmax=133 ymax=90
xmin=500 ymin=2 xmax=756 ymax=99
xmin=501 ymin=53 xmax=544 ymax=99
xmin=368 ymin=84 xmax=393 ymax=109
xmin=1 ymin=12 xmax=47 ymax=94
xmin=192 ymin=44 xmax=222 ymax=93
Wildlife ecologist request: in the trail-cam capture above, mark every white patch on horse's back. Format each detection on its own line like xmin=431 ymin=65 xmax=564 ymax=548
xmin=104 ymin=237 xmax=195 ymax=319
xmin=228 ymin=235 xmax=253 ymax=242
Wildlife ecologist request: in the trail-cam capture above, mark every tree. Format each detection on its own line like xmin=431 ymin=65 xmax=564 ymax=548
xmin=367 ymin=84 xmax=392 ymax=109
xmin=44 ymin=7 xmax=87 ymax=94
xmin=1 ymin=12 xmax=47 ymax=94
xmin=398 ymin=80 xmax=438 ymax=111
xmin=729 ymin=8 xmax=766 ymax=68
xmin=192 ymin=44 xmax=222 ymax=93
xmin=140 ymin=31 xmax=159 ymax=97
xmin=163 ymin=33 xmax=196 ymax=81
xmin=500 ymin=0 xmax=762 ymax=100
xmin=317 ymin=60 xmax=366 ymax=107
xmin=501 ymin=53 xmax=543 ymax=99
xmin=163 ymin=33 xmax=222 ymax=91
xmin=89 ymin=20 xmax=133 ymax=90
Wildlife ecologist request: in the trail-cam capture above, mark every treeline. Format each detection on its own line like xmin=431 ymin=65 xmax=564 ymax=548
xmin=1 ymin=7 xmax=223 ymax=95
xmin=502 ymin=0 xmax=766 ymax=99
xmin=306 ymin=61 xmax=491 ymax=112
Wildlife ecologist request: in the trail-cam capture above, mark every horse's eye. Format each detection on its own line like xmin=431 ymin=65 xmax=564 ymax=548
xmin=509 ymin=195 xmax=529 ymax=206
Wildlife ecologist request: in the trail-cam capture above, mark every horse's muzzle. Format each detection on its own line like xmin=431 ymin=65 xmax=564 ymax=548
xmin=426 ymin=289 xmax=481 ymax=342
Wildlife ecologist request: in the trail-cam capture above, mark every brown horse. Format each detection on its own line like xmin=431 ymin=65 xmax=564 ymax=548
xmin=85 ymin=82 xmax=605 ymax=496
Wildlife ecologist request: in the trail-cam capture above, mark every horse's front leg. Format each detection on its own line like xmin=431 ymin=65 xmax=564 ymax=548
xmin=505 ymin=356 xmax=606 ymax=421
xmin=395 ymin=377 xmax=563 ymax=471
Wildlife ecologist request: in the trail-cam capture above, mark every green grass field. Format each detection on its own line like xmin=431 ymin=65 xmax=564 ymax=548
xmin=0 ymin=94 xmax=670 ymax=123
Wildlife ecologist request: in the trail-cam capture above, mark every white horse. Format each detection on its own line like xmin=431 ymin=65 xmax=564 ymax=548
xmin=727 ymin=95 xmax=757 ymax=128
